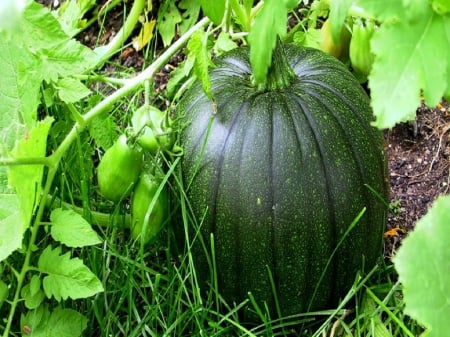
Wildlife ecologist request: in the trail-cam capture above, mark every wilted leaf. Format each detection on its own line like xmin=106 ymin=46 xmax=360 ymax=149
xmin=132 ymin=19 xmax=156 ymax=51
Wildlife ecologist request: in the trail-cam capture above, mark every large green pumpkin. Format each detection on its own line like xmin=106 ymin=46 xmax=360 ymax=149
xmin=177 ymin=42 xmax=388 ymax=320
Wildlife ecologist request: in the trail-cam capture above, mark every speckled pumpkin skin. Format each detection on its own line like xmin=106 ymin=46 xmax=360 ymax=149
xmin=177 ymin=44 xmax=388 ymax=320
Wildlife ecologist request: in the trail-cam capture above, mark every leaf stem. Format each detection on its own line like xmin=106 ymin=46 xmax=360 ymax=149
xmin=45 ymin=194 xmax=132 ymax=228
xmin=0 ymin=156 xmax=51 ymax=166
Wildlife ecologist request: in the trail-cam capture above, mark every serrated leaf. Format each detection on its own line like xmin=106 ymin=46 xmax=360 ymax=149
xmin=39 ymin=38 xmax=99 ymax=82
xmin=46 ymin=307 xmax=88 ymax=337
xmin=187 ymin=30 xmax=214 ymax=100
xmin=20 ymin=305 xmax=87 ymax=337
xmin=38 ymin=246 xmax=104 ymax=301
xmin=88 ymin=111 xmax=119 ymax=150
xmin=393 ymin=195 xmax=450 ymax=337
xmin=199 ymin=0 xmax=225 ymax=24
xmin=248 ymin=0 xmax=295 ymax=84
xmin=369 ymin=4 xmax=449 ymax=128
xmin=53 ymin=0 xmax=96 ymax=37
xmin=157 ymin=0 xmax=182 ymax=47
xmin=179 ymin=0 xmax=201 ymax=34
xmin=0 ymin=38 xmax=41 ymax=142
xmin=56 ymin=77 xmax=91 ymax=103
xmin=20 ymin=304 xmax=51 ymax=337
xmin=21 ymin=2 xmax=98 ymax=80
xmin=0 ymin=193 xmax=23 ymax=261
xmin=8 ymin=117 xmax=54 ymax=233
xmin=50 ymin=209 xmax=102 ymax=247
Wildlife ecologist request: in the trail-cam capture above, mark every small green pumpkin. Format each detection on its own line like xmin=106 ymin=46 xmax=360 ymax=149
xmin=177 ymin=41 xmax=388 ymax=320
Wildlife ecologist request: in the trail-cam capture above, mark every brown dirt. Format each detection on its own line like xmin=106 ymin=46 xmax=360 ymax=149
xmin=384 ymin=102 xmax=450 ymax=257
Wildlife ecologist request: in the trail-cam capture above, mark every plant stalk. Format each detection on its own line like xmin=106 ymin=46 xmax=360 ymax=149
xmin=261 ymin=37 xmax=296 ymax=91
xmin=94 ymin=0 xmax=146 ymax=67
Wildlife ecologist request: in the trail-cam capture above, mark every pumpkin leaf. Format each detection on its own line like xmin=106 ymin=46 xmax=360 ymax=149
xmin=8 ymin=117 xmax=54 ymax=233
xmin=393 ymin=195 xmax=450 ymax=337
xmin=329 ymin=0 xmax=352 ymax=43
xmin=363 ymin=0 xmax=450 ymax=128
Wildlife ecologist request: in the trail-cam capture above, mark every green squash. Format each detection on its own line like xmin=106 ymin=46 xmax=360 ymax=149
xmin=177 ymin=41 xmax=388 ymax=320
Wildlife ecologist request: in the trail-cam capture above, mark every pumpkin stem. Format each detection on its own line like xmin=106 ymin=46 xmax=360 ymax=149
xmin=263 ymin=37 xmax=296 ymax=91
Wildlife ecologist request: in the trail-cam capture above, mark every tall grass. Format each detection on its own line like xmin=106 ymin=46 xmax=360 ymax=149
xmin=69 ymin=155 xmax=422 ymax=336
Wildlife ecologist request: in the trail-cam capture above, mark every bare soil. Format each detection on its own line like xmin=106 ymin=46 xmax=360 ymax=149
xmin=384 ymin=102 xmax=450 ymax=257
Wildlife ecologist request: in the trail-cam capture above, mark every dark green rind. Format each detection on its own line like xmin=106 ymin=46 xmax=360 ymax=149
xmin=177 ymin=44 xmax=388 ymax=320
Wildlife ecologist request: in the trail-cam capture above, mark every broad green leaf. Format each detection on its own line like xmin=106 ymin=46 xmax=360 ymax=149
xmin=46 ymin=308 xmax=88 ymax=337
xmin=369 ymin=3 xmax=449 ymax=128
xmin=157 ymin=0 xmax=182 ymax=47
xmin=50 ymin=209 xmax=102 ymax=248
xmin=39 ymin=38 xmax=99 ymax=82
xmin=329 ymin=0 xmax=352 ymax=43
xmin=0 ymin=38 xmax=41 ymax=142
xmin=248 ymin=0 xmax=297 ymax=84
xmin=22 ymin=2 xmax=72 ymax=51
xmin=21 ymin=305 xmax=87 ymax=337
xmin=356 ymin=0 xmax=404 ymax=21
xmin=56 ymin=77 xmax=91 ymax=103
xmin=38 ymin=246 xmax=104 ymax=301
xmin=21 ymin=2 xmax=98 ymax=79
xmin=8 ymin=117 xmax=53 ymax=234
xmin=53 ymin=0 xmax=96 ymax=37
xmin=179 ymin=0 xmax=201 ymax=34
xmin=199 ymin=0 xmax=225 ymax=25
xmin=0 ymin=193 xmax=22 ymax=262
xmin=393 ymin=195 xmax=450 ymax=337
xmin=213 ymin=31 xmax=238 ymax=55
xmin=20 ymin=304 xmax=51 ymax=337
xmin=187 ymin=30 xmax=214 ymax=100
xmin=88 ymin=111 xmax=119 ymax=150
xmin=21 ymin=275 xmax=45 ymax=309
xmin=293 ymin=28 xmax=321 ymax=49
